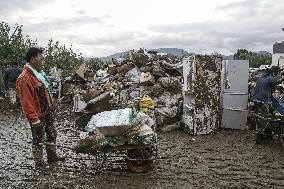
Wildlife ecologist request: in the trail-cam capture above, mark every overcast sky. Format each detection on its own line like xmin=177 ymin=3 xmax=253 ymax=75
xmin=1 ymin=0 xmax=283 ymax=57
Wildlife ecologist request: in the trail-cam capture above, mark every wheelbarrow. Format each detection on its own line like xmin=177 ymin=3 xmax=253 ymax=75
xmin=93 ymin=143 xmax=157 ymax=173
xmin=253 ymin=113 xmax=284 ymax=149
xmin=72 ymin=93 xmax=158 ymax=173
xmin=41 ymin=138 xmax=157 ymax=174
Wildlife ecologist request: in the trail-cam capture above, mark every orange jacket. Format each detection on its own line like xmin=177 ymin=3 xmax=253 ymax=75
xmin=16 ymin=66 xmax=54 ymax=123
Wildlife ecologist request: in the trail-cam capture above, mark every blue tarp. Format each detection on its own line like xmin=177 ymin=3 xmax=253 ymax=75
xmin=271 ymin=97 xmax=284 ymax=116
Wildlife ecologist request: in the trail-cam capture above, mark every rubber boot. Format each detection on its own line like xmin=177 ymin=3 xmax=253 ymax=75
xmin=46 ymin=144 xmax=65 ymax=164
xmin=32 ymin=145 xmax=48 ymax=170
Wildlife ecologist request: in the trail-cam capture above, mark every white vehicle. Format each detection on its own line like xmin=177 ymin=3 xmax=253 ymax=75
xmin=259 ymin=65 xmax=270 ymax=71
xmin=249 ymin=67 xmax=259 ymax=73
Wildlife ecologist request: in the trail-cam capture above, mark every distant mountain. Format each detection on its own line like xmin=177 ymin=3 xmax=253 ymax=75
xmin=100 ymin=48 xmax=190 ymax=62
xmin=257 ymin=51 xmax=271 ymax=56
xmin=149 ymin=48 xmax=189 ymax=57
xmin=100 ymin=51 xmax=130 ymax=62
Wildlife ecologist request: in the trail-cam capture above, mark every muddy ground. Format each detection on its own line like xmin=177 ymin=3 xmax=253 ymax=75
xmin=0 ymin=100 xmax=283 ymax=189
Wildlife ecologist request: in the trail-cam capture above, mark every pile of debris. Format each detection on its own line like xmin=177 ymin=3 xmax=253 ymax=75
xmin=70 ymin=48 xmax=184 ymax=132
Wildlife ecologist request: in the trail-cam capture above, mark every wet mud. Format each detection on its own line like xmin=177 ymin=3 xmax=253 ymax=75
xmin=0 ymin=101 xmax=283 ymax=189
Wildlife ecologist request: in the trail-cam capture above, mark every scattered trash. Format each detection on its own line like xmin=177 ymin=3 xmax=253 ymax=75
xmin=140 ymin=72 xmax=155 ymax=86
xmin=139 ymin=95 xmax=155 ymax=110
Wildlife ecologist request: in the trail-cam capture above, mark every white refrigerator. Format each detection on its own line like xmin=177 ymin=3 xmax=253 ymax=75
xmin=221 ymin=60 xmax=249 ymax=130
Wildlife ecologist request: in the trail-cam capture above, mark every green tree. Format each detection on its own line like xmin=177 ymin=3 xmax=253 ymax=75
xmin=85 ymin=57 xmax=104 ymax=70
xmin=233 ymin=49 xmax=272 ymax=68
xmin=44 ymin=39 xmax=84 ymax=74
xmin=0 ymin=21 xmax=37 ymax=68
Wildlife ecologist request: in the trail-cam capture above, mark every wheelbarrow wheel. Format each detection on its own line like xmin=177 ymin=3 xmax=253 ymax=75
xmin=248 ymin=115 xmax=257 ymax=130
xmin=280 ymin=137 xmax=284 ymax=150
xmin=126 ymin=159 xmax=153 ymax=173
xmin=255 ymin=133 xmax=273 ymax=144
xmin=255 ymin=124 xmax=273 ymax=144
xmin=126 ymin=148 xmax=153 ymax=173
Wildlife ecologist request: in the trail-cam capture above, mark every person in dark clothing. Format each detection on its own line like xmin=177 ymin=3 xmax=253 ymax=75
xmin=4 ymin=64 xmax=22 ymax=90
xmin=3 ymin=63 xmax=22 ymax=103
xmin=252 ymin=66 xmax=281 ymax=143
xmin=252 ymin=66 xmax=281 ymax=113
xmin=0 ymin=90 xmax=4 ymax=98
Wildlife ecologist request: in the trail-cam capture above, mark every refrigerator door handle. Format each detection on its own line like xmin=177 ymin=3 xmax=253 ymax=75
xmin=225 ymin=79 xmax=231 ymax=89
xmin=224 ymin=60 xmax=231 ymax=89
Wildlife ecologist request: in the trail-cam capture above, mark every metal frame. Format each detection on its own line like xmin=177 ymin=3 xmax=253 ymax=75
xmin=93 ymin=143 xmax=158 ymax=174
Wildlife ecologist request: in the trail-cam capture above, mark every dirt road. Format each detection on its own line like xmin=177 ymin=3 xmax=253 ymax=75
xmin=0 ymin=102 xmax=283 ymax=189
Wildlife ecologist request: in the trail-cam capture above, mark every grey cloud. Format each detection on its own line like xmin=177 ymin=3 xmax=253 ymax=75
xmin=40 ymin=31 xmax=148 ymax=57
xmin=17 ymin=15 xmax=110 ymax=36
xmin=33 ymin=31 xmax=146 ymax=53
xmin=146 ymin=0 xmax=284 ymax=55
xmin=0 ymin=0 xmax=55 ymax=14
xmin=2 ymin=0 xmax=283 ymax=57
xmin=76 ymin=10 xmax=86 ymax=15
xmin=6 ymin=15 xmax=111 ymax=53
xmin=39 ymin=15 xmax=108 ymax=29
xmin=146 ymin=23 xmax=280 ymax=55
xmin=216 ymin=0 xmax=282 ymax=18
xmin=78 ymin=31 xmax=147 ymax=46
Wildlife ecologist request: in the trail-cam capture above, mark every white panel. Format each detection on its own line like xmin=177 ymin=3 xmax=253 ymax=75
xmin=221 ymin=109 xmax=248 ymax=130
xmin=222 ymin=94 xmax=248 ymax=109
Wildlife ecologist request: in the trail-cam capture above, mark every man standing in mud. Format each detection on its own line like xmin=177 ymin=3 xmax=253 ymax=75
xmin=16 ymin=47 xmax=65 ymax=169
xmin=252 ymin=66 xmax=281 ymax=113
